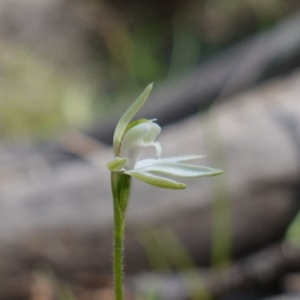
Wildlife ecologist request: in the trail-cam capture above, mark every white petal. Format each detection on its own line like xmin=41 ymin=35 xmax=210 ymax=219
xmin=135 ymin=155 xmax=204 ymax=169
xmin=125 ymin=170 xmax=186 ymax=189
xmin=121 ymin=122 xmax=152 ymax=157
xmin=137 ymin=162 xmax=223 ymax=177
xmin=144 ymin=122 xmax=162 ymax=158
xmin=121 ymin=122 xmax=152 ymax=169
xmin=158 ymin=155 xmax=205 ymax=163
xmin=121 ymin=121 xmax=162 ymax=169
xmin=144 ymin=122 xmax=161 ymax=143
xmin=152 ymin=142 xmax=162 ymax=158
xmin=113 ymin=83 xmax=153 ymax=155
xmin=134 ymin=158 xmax=160 ymax=169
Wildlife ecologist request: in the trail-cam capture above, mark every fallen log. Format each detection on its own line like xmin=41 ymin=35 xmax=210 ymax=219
xmin=264 ymin=295 xmax=300 ymax=300
xmin=88 ymin=11 xmax=300 ymax=144
xmin=29 ymin=11 xmax=300 ymax=160
xmin=132 ymin=242 xmax=300 ymax=300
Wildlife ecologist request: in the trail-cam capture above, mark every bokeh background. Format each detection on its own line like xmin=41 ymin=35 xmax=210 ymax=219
xmin=1 ymin=0 xmax=300 ymax=140
xmin=1 ymin=0 xmax=300 ymax=299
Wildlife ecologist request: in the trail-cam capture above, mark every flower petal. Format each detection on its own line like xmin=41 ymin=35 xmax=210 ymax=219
xmin=121 ymin=122 xmax=151 ymax=155
xmin=135 ymin=155 xmax=204 ymax=169
xmin=144 ymin=122 xmax=161 ymax=143
xmin=120 ymin=122 xmax=152 ymax=169
xmin=125 ymin=170 xmax=186 ymax=189
xmin=137 ymin=162 xmax=223 ymax=177
xmin=113 ymin=83 xmax=153 ymax=155
xmin=159 ymin=155 xmax=205 ymax=163
xmin=121 ymin=121 xmax=162 ymax=169
xmin=104 ymin=157 xmax=128 ymax=171
xmin=124 ymin=118 xmax=149 ymax=136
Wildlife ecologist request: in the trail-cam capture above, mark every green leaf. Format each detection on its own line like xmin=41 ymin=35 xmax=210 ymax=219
xmin=104 ymin=157 xmax=128 ymax=171
xmin=113 ymin=83 xmax=153 ymax=156
xmin=125 ymin=170 xmax=186 ymax=189
xmin=286 ymin=211 xmax=300 ymax=247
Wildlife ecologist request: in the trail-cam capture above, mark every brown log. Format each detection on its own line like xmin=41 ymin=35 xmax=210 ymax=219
xmin=88 ymin=11 xmax=300 ymax=144
xmin=264 ymin=296 xmax=300 ymax=300
xmin=131 ymin=242 xmax=300 ymax=300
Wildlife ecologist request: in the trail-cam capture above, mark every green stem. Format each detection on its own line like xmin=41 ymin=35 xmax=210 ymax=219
xmin=113 ymin=200 xmax=124 ymax=300
xmin=111 ymin=172 xmax=131 ymax=300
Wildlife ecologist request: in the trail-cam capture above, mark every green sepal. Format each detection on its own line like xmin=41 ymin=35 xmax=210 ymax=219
xmin=125 ymin=170 xmax=186 ymax=190
xmin=105 ymin=157 xmax=128 ymax=171
xmin=113 ymin=83 xmax=153 ymax=156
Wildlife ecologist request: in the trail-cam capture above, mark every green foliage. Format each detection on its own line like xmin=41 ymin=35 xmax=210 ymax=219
xmin=286 ymin=211 xmax=300 ymax=247
xmin=0 ymin=43 xmax=94 ymax=139
xmin=2 ymin=0 xmax=300 ymax=139
xmin=138 ymin=228 xmax=212 ymax=300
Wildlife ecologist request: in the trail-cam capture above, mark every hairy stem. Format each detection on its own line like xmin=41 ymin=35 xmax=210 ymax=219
xmin=111 ymin=172 xmax=131 ymax=300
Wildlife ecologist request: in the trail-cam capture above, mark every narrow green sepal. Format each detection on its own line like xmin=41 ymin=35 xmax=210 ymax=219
xmin=125 ymin=170 xmax=186 ymax=190
xmin=113 ymin=83 xmax=153 ymax=156
xmin=105 ymin=157 xmax=128 ymax=171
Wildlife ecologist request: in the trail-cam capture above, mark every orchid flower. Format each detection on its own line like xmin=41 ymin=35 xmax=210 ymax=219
xmin=105 ymin=83 xmax=223 ymax=189
xmin=105 ymin=84 xmax=223 ymax=300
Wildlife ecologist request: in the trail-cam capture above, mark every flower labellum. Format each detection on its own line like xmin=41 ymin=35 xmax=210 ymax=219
xmin=105 ymin=84 xmax=223 ymax=189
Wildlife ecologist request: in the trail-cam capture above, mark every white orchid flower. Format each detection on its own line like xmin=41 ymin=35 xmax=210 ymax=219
xmin=105 ymin=83 xmax=223 ymax=189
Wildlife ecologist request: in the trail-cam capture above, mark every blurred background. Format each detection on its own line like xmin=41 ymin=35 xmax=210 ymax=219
xmin=1 ymin=0 xmax=300 ymax=299
xmin=2 ymin=0 xmax=300 ymax=141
